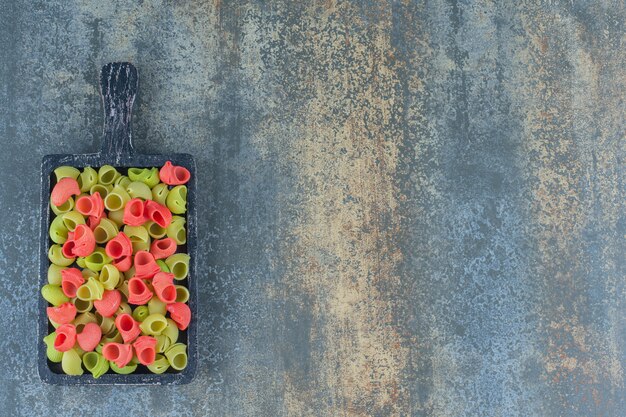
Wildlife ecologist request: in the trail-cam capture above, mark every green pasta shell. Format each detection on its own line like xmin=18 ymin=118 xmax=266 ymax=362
xmin=83 ymin=352 xmax=109 ymax=379
xmin=94 ymin=218 xmax=119 ymax=244
xmin=175 ymin=285 xmax=190 ymax=303
xmin=165 ymin=253 xmax=190 ymax=280
xmin=76 ymin=257 xmax=87 ymax=268
xmin=73 ymin=312 xmax=97 ymax=326
xmin=61 ymin=349 xmax=84 ymax=375
xmin=148 ymin=297 xmax=167 ymax=316
xmin=107 ymin=208 xmax=125 ymax=227
xmin=50 ymin=196 xmax=75 ymax=216
xmin=90 ymin=183 xmax=112 ymax=199
xmin=98 ymin=264 xmax=120 ymax=290
xmin=104 ymin=184 xmax=131 ymax=212
xmin=48 ymin=244 xmax=74 ymax=266
xmin=96 ymin=313 xmax=115 ymax=335
xmin=78 ymin=167 xmax=98 ymax=192
xmin=54 ymin=166 xmax=81 ymax=182
xmin=129 ymin=167 xmax=160 ymax=188
xmin=156 ymin=259 xmax=170 ymax=272
xmin=124 ymin=225 xmax=151 ymax=252
xmin=163 ymin=318 xmax=179 ymax=344
xmin=147 ymin=354 xmax=170 ymax=374
xmin=84 ymin=247 xmax=112 ymax=271
xmin=76 ymin=276 xmax=105 ymax=301
xmin=151 ymin=183 xmax=169 ymax=206
xmin=155 ymin=334 xmax=171 ymax=353
xmin=81 ymin=268 xmax=98 ymax=279
xmin=166 ymin=185 xmax=187 ymax=214
xmin=145 ymin=221 xmax=167 ymax=239
xmin=164 ymin=343 xmax=188 ymax=371
xmin=139 ymin=313 xmax=168 ymax=336
xmin=132 ymin=305 xmax=150 ymax=322
xmin=126 ymin=181 xmax=152 ymax=200
xmin=41 ymin=284 xmax=70 ymax=306
xmin=72 ymin=297 xmax=93 ymax=313
xmin=166 ymin=216 xmax=186 ymax=244
xmin=61 ymin=210 xmax=86 ymax=232
xmin=110 ymin=361 xmax=138 ymax=374
xmin=47 ymin=264 xmax=65 ymax=285
xmin=116 ymin=301 xmax=132 ymax=316
xmin=98 ymin=165 xmax=119 ymax=185
xmin=43 ymin=332 xmax=63 ymax=363
xmin=114 ymin=175 xmax=132 ymax=188
xmin=49 ymin=215 xmax=69 ymax=244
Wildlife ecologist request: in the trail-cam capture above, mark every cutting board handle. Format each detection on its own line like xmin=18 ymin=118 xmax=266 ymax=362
xmin=100 ymin=62 xmax=137 ymax=158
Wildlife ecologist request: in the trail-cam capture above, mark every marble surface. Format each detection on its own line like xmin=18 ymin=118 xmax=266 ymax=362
xmin=0 ymin=1 xmax=624 ymax=416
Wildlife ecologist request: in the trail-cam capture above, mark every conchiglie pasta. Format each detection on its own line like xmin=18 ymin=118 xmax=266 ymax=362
xmin=116 ymin=301 xmax=132 ymax=316
xmin=41 ymin=284 xmax=69 ymax=306
xmin=83 ymin=351 xmax=109 ymax=378
xmin=166 ymin=185 xmax=187 ymax=214
xmin=49 ymin=216 xmax=68 ymax=244
xmin=132 ymin=305 xmax=149 ymax=322
xmin=61 ymin=210 xmax=86 ymax=232
xmin=144 ymin=221 xmax=167 ymax=239
xmin=43 ymin=332 xmax=63 ymax=363
xmin=147 ymin=354 xmax=169 ymax=374
xmin=47 ymin=264 xmax=65 ymax=285
xmin=93 ymin=218 xmax=119 ymax=244
xmin=84 ymin=247 xmax=112 ymax=271
xmin=96 ymin=313 xmax=115 ymax=335
xmin=61 ymin=348 xmax=84 ymax=375
xmin=164 ymin=343 xmax=187 ymax=370
xmin=148 ymin=297 xmax=167 ymax=316
xmin=126 ymin=181 xmax=152 ymax=200
xmin=151 ymin=183 xmax=169 ymax=206
xmin=54 ymin=166 xmax=81 ymax=182
xmin=72 ymin=297 xmax=93 ymax=313
xmin=98 ymin=264 xmax=120 ymax=290
xmin=78 ymin=167 xmax=98 ymax=193
xmin=48 ymin=244 xmax=74 ymax=266
xmin=174 ymin=285 xmax=189 ymax=303
xmin=124 ymin=225 xmax=151 ymax=253
xmin=76 ymin=277 xmax=105 ymax=301
xmin=107 ymin=208 xmax=125 ymax=227
xmin=163 ymin=318 xmax=179 ymax=344
xmin=104 ymin=184 xmax=131 ymax=211
xmin=50 ymin=196 xmax=74 ymax=216
xmin=139 ymin=313 xmax=168 ymax=336
xmin=98 ymin=165 xmax=119 ymax=185
xmin=166 ymin=216 xmax=186 ymax=244
xmin=110 ymin=360 xmax=138 ymax=374
xmin=73 ymin=312 xmax=97 ymax=326
xmin=90 ymin=183 xmax=112 ymax=199
xmin=165 ymin=253 xmax=190 ymax=280
xmin=155 ymin=334 xmax=171 ymax=353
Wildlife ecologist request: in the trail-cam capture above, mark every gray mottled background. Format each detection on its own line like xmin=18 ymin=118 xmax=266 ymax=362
xmin=1 ymin=1 xmax=624 ymax=416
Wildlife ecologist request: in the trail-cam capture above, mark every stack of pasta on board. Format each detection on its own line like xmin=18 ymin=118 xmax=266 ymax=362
xmin=42 ymin=161 xmax=191 ymax=377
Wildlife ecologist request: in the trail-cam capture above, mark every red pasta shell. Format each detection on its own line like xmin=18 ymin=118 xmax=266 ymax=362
xmin=54 ymin=324 xmax=77 ymax=352
xmin=105 ymin=232 xmax=133 ymax=260
xmin=47 ymin=302 xmax=77 ymax=325
xmin=134 ymin=251 xmax=160 ymax=280
xmin=166 ymin=302 xmax=191 ymax=330
xmin=127 ymin=277 xmax=152 ymax=305
xmin=159 ymin=161 xmax=190 ymax=185
xmin=93 ymin=289 xmax=122 ymax=318
xmin=51 ymin=178 xmax=80 ymax=206
xmin=133 ymin=336 xmax=157 ymax=366
xmin=123 ymin=198 xmax=147 ymax=226
xmin=72 ymin=224 xmax=96 ymax=257
xmin=61 ymin=268 xmax=85 ymax=298
xmin=144 ymin=200 xmax=172 ymax=228
xmin=102 ymin=342 xmax=133 ymax=368
xmin=112 ymin=255 xmax=132 ymax=272
xmin=153 ymin=272 xmax=176 ymax=304
xmin=150 ymin=238 xmax=177 ymax=260
xmin=115 ymin=313 xmax=142 ymax=343
xmin=76 ymin=322 xmax=102 ymax=352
